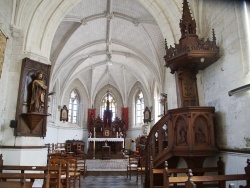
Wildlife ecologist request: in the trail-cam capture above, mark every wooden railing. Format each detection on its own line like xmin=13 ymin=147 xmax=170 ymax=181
xmin=144 ymin=106 xmax=217 ymax=188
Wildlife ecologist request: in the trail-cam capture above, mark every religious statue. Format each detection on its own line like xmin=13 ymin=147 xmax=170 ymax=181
xmin=30 ymin=71 xmax=47 ymax=113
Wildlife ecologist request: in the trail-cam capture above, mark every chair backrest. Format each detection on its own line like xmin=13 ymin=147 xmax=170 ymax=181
xmin=129 ymin=154 xmax=139 ymax=166
xmin=46 ymin=158 xmax=64 ymax=188
xmin=76 ymin=153 xmax=87 ymax=173
xmin=138 ymin=156 xmax=146 ymax=168
xmin=67 ymin=158 xmax=77 ymax=175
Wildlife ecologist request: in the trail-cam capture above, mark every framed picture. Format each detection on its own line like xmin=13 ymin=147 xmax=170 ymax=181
xmin=142 ymin=124 xmax=150 ymax=135
xmin=104 ymin=129 xmax=110 ymax=137
xmin=143 ymin=106 xmax=151 ymax=123
xmin=60 ymin=105 xmax=68 ymax=122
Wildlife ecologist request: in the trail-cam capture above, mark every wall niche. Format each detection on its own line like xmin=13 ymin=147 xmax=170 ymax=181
xmin=15 ymin=58 xmax=51 ymax=137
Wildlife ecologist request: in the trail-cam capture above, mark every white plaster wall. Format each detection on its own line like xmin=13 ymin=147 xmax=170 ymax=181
xmin=0 ymin=0 xmax=53 ymax=168
xmin=45 ymin=78 xmax=89 ymax=151
xmin=220 ymin=152 xmax=250 ymax=187
xmin=0 ymin=0 xmax=14 ymax=145
xmin=197 ymin=1 xmax=250 ymax=149
xmin=164 ymin=70 xmax=178 ymax=110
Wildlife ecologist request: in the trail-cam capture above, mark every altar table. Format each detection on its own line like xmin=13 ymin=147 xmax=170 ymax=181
xmin=87 ymin=138 xmax=124 ymax=159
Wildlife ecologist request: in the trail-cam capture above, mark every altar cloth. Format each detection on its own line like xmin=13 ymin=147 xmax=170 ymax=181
xmin=87 ymin=138 xmax=124 ymax=149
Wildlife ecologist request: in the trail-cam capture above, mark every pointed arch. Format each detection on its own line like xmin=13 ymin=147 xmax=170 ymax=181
xmin=100 ymin=91 xmax=117 ymax=121
xmin=68 ymin=89 xmax=80 ymax=124
xmin=135 ymin=90 xmax=145 ymax=125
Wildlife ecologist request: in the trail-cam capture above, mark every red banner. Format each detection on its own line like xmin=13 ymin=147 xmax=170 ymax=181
xmin=87 ymin=108 xmax=96 ymax=132
xmin=121 ymin=107 xmax=129 ymax=130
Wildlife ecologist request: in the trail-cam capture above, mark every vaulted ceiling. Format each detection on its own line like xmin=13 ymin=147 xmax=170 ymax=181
xmin=48 ymin=0 xmax=183 ymax=104
xmin=14 ymin=0 xmax=194 ymax=106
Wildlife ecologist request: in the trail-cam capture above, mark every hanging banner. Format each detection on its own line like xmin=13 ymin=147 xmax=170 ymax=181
xmin=121 ymin=107 xmax=128 ymax=130
xmin=87 ymin=108 xmax=96 ymax=131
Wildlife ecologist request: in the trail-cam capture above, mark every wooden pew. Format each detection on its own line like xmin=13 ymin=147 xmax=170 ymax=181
xmin=0 ymin=173 xmax=49 ymax=188
xmin=150 ymin=157 xmax=224 ymax=188
xmin=164 ymin=159 xmax=250 ymax=188
xmin=0 ymin=154 xmax=52 ymax=188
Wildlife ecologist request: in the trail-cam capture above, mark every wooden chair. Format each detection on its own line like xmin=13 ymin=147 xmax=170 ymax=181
xmin=46 ymin=158 xmax=68 ymax=188
xmin=76 ymin=153 xmax=87 ymax=178
xmin=67 ymin=158 xmax=81 ymax=188
xmin=127 ymin=154 xmax=139 ymax=180
xmin=137 ymin=156 xmax=146 ymax=183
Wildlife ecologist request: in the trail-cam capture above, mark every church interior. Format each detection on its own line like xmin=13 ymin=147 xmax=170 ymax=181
xmin=0 ymin=0 xmax=250 ymax=187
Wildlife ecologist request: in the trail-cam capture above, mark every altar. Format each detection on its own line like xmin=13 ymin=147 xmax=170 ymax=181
xmin=87 ymin=138 xmax=124 ymax=159
xmin=86 ymin=90 xmax=127 ymax=159
xmin=87 ymin=138 xmax=124 ymax=148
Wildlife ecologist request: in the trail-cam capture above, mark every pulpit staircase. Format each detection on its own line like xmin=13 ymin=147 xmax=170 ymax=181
xmin=144 ymin=107 xmax=218 ymax=188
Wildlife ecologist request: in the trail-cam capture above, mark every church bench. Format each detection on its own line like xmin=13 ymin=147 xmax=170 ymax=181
xmin=0 ymin=165 xmax=48 ymax=183
xmin=183 ymin=170 xmax=250 ymax=188
xmin=0 ymin=173 xmax=49 ymax=188
xmin=150 ymin=158 xmax=224 ymax=188
xmin=0 ymin=155 xmax=60 ymax=188
xmin=151 ymin=167 xmax=224 ymax=188
xmin=0 ymin=165 xmax=47 ymax=173
xmin=163 ymin=159 xmax=250 ymax=188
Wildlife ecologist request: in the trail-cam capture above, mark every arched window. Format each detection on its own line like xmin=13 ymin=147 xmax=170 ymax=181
xmin=135 ymin=90 xmax=144 ymax=125
xmin=101 ymin=92 xmax=116 ymax=121
xmin=68 ymin=90 xmax=79 ymax=124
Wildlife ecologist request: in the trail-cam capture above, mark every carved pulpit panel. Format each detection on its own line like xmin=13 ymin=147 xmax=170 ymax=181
xmin=176 ymin=69 xmax=199 ymax=107
xmin=175 ymin=116 xmax=188 ymax=146
xmin=193 ymin=115 xmax=209 ymax=145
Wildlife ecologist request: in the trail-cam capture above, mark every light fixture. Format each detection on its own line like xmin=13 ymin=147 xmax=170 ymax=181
xmin=48 ymin=91 xmax=55 ymax=96
xmin=200 ymin=57 xmax=205 ymax=63
xmin=228 ymin=84 xmax=250 ymax=96
xmin=107 ymin=60 xmax=113 ymax=65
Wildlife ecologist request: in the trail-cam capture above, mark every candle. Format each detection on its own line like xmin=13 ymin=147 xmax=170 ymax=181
xmin=116 ymin=132 xmax=118 ymax=138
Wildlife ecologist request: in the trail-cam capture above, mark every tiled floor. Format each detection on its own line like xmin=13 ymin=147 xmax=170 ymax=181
xmin=80 ymin=159 xmax=143 ymax=188
xmin=81 ymin=175 xmax=143 ymax=188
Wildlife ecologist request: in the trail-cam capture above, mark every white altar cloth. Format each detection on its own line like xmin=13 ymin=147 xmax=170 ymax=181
xmin=87 ymin=138 xmax=124 ymax=149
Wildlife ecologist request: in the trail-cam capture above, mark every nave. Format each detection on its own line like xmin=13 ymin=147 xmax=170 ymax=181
xmin=81 ymin=159 xmax=143 ymax=188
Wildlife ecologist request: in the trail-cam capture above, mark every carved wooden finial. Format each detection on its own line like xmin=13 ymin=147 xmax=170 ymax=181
xmin=212 ymin=29 xmax=216 ymax=43
xmin=187 ymin=169 xmax=193 ymax=181
xmin=164 ymin=160 xmax=168 ymax=168
xmin=180 ymin=0 xmax=196 ymax=37
xmin=165 ymin=39 xmax=168 ymax=50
